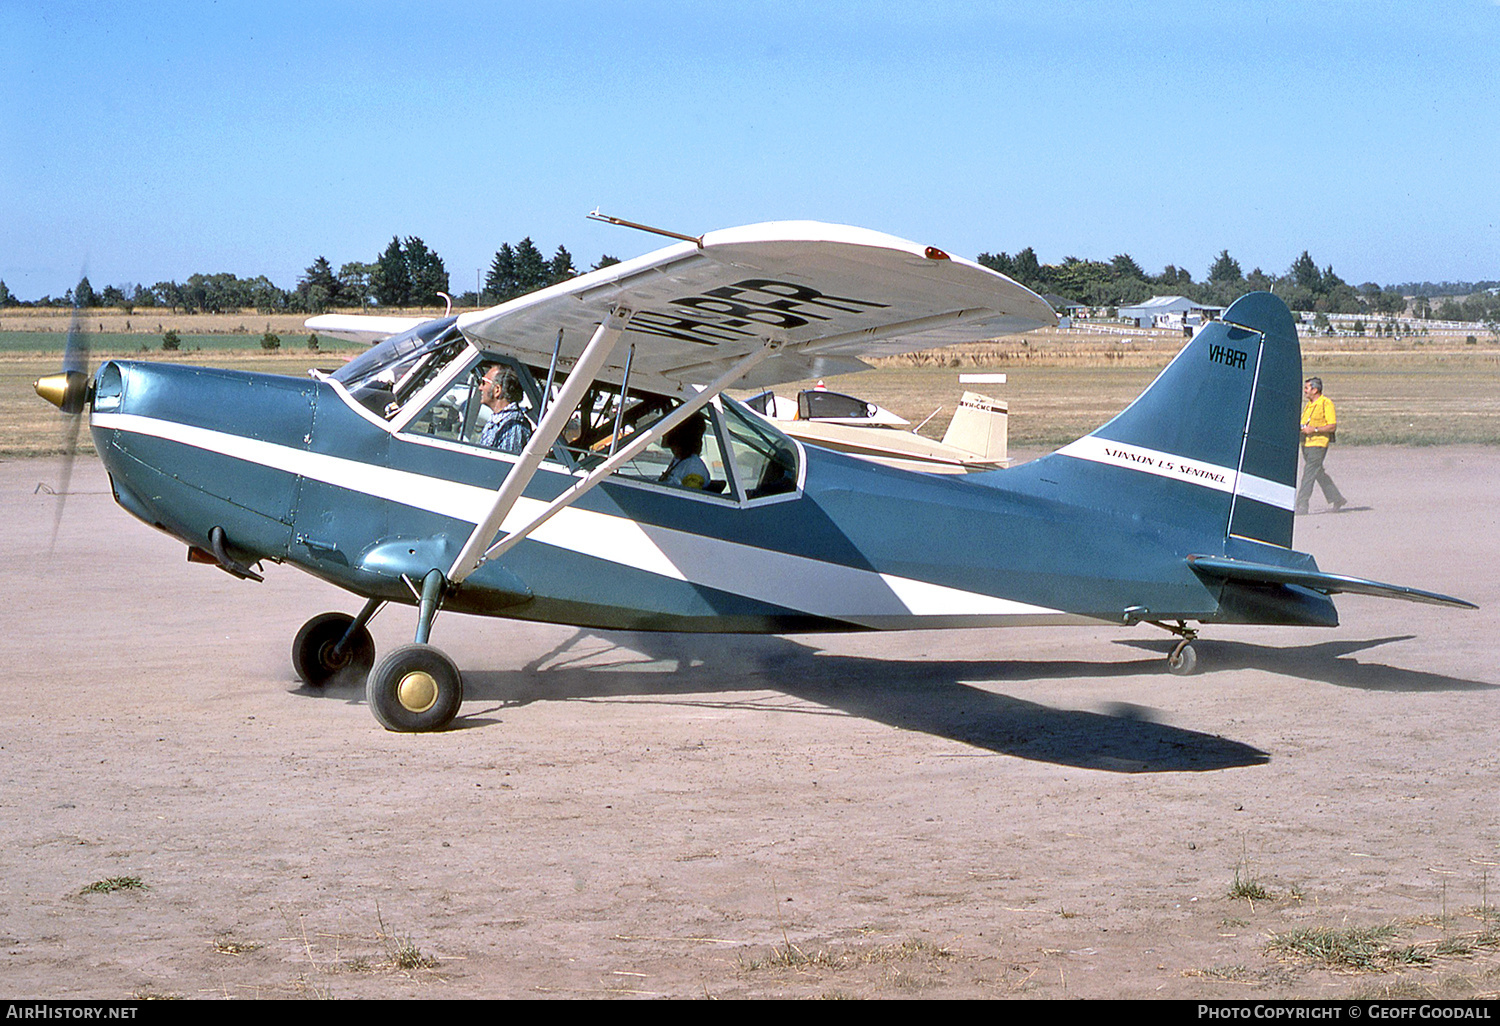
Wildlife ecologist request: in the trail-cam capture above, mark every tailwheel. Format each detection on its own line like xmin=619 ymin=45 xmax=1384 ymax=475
xmin=1148 ymin=619 xmax=1201 ymax=676
xmin=293 ymin=611 xmax=376 ymax=687
xmin=366 ymin=643 xmax=463 ymax=733
xmin=1167 ymin=640 xmax=1199 ymax=676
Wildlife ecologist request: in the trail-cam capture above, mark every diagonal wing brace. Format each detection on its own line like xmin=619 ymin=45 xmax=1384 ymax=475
xmin=448 ymin=306 xmax=636 ymax=584
xmin=447 ymin=308 xmax=780 ymax=585
xmin=469 ymin=341 xmax=780 ymax=574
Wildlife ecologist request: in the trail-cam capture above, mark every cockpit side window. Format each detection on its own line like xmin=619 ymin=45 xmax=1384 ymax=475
xmin=719 ymin=397 xmax=800 ymax=499
xmin=606 ymin=405 xmax=731 ymax=496
xmin=403 ymin=362 xmax=485 ymax=443
xmin=402 ymin=354 xmax=541 ymax=454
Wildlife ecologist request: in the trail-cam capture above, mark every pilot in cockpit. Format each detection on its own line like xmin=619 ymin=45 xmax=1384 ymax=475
xmin=477 ymin=364 xmax=534 ymax=455
xmin=659 ymin=416 xmax=710 ymax=490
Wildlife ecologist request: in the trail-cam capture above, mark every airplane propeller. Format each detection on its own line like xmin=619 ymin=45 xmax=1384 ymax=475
xmin=34 ymin=298 xmax=93 ymax=551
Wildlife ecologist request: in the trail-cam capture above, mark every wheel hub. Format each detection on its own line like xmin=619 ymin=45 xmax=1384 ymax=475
xmin=396 ymin=671 xmax=439 ymax=713
xmin=318 ymin=640 xmax=351 ymax=671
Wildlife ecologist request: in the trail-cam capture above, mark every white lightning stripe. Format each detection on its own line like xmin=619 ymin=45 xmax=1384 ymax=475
xmin=94 ymin=412 xmax=1070 ymax=624
xmin=1056 ymin=436 xmax=1295 ymax=510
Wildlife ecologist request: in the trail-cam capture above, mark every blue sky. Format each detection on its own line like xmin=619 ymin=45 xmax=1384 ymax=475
xmin=4 ymin=0 xmax=1498 ymax=300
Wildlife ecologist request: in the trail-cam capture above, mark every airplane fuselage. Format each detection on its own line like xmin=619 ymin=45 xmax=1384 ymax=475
xmin=89 ymin=358 xmax=1336 ymax=636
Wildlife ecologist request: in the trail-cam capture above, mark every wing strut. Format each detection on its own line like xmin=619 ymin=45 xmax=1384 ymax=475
xmin=464 ymin=342 xmax=780 ymax=575
xmin=448 ymin=306 xmax=635 ymax=584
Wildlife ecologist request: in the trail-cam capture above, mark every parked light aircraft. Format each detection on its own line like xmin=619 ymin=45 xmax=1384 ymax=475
xmin=742 ymin=384 xmax=1011 ymax=473
xmin=35 ymin=220 xmax=1474 ymax=732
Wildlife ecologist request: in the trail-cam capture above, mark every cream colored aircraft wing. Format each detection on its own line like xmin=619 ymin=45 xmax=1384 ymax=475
xmin=458 ymin=221 xmax=1056 ymax=391
xmin=303 ymin=313 xmax=439 ymax=344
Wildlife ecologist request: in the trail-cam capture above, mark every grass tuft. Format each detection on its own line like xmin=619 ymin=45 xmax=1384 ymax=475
xmin=211 ymin=936 xmax=260 ymax=955
xmin=742 ymin=938 xmax=952 ymax=973
xmin=390 ymin=939 xmax=438 ymax=971
xmin=1228 ymin=866 xmax=1272 ymax=902
xmin=1183 ymin=964 xmax=1252 ymax=981
xmin=1267 ymin=924 xmax=1428 ymax=971
xmin=81 ymin=876 xmax=146 ymax=894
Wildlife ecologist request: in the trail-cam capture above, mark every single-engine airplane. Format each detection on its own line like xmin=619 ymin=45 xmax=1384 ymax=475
xmin=35 ymin=220 xmax=1474 ymax=732
xmin=742 ymin=383 xmax=1011 ymax=474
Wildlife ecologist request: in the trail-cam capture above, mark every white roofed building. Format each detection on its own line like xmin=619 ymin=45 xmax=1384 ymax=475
xmin=1117 ymin=296 xmax=1224 ymax=331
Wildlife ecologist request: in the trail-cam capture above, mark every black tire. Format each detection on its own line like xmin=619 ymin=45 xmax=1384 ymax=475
xmin=1167 ymin=642 xmax=1199 ymax=676
xmin=292 ymin=612 xmax=376 ymax=687
xmin=366 ymin=644 xmax=463 ymax=733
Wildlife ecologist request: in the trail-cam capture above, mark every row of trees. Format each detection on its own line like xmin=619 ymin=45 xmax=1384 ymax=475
xmin=978 ymin=247 xmax=1494 ymax=316
xmin=0 ymin=236 xmax=622 ymax=316
xmin=3 ymin=240 xmax=1493 ymax=322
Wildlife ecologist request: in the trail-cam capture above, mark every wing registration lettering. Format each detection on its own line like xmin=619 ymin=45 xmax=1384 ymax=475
xmin=637 ymin=278 xmax=891 ymax=346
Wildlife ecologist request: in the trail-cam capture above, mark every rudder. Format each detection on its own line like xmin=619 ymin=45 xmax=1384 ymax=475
xmin=1022 ymin=292 xmax=1301 ymax=548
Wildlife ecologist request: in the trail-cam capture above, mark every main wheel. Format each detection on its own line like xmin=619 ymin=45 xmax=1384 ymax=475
xmin=366 ymin=644 xmax=464 ymax=732
xmin=293 ymin=612 xmax=376 ymax=687
xmin=1167 ymin=641 xmax=1199 ymax=676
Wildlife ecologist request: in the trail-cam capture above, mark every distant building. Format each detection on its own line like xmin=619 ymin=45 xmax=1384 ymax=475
xmin=1117 ymin=296 xmax=1224 ymax=331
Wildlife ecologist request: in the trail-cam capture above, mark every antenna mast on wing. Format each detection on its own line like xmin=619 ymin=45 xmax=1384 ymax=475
xmin=587 ymin=209 xmax=703 ymax=248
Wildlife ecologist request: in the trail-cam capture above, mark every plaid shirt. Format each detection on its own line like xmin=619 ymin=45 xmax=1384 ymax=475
xmin=479 ymin=407 xmax=533 ymax=455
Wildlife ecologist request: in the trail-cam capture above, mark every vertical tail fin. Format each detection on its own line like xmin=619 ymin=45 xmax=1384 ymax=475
xmin=940 ymin=391 xmax=1008 ymax=463
xmin=1019 ymin=293 xmax=1302 ymax=548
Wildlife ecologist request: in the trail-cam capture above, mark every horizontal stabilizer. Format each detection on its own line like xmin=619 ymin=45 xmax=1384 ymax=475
xmin=1187 ymin=555 xmax=1477 ymax=609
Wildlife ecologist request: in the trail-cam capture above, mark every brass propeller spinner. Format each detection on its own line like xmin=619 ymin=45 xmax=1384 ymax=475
xmin=35 ymin=371 xmax=89 ymax=414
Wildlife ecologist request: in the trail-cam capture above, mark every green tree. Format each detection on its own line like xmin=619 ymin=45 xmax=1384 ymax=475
xmin=1290 ymin=251 xmax=1321 ymax=292
xmin=297 ymin=256 xmax=340 ymax=313
xmin=1208 ymin=250 xmax=1243 ymax=285
xmin=404 ymin=236 xmax=449 ymax=306
xmin=152 ymin=281 xmax=184 ymax=312
xmin=1110 ymin=253 xmax=1145 ymax=280
xmin=372 ymin=236 xmax=410 ymax=306
xmin=485 ymin=244 xmax=518 ymax=301
xmin=1374 ymin=288 xmax=1406 ymax=315
xmin=513 ymin=237 xmax=549 ymax=294
xmin=977 ymin=252 xmax=1014 ymax=277
xmin=1012 ymin=247 xmax=1042 ymax=285
xmin=1155 ymin=264 xmax=1194 ymax=291
xmin=592 ymin=254 xmax=621 ymax=271
xmin=0 ymin=280 xmax=13 ymax=306
xmin=337 ymin=262 xmax=375 ymax=307
xmin=548 ymin=245 xmax=577 ymax=285
xmin=74 ymin=276 xmax=97 ymax=308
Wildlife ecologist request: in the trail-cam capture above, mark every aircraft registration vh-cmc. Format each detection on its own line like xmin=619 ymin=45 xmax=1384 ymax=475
xmin=35 ymin=218 xmax=1475 ymax=732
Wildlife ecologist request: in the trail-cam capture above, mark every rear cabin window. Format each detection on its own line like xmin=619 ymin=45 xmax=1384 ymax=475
xmin=798 ymin=389 xmax=877 ymax=421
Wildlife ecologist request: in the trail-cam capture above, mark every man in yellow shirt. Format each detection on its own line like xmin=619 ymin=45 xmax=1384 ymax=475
xmin=1296 ymin=376 xmax=1347 ymax=514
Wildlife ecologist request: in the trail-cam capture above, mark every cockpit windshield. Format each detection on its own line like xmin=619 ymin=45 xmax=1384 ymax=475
xmin=327 ymin=316 xmax=462 ymax=417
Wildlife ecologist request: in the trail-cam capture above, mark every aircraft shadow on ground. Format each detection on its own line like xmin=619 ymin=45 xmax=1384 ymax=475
xmin=438 ymin=630 xmax=1270 ymax=773
xmin=311 ymin=630 xmax=1492 ymax=770
xmin=1115 ymin=635 xmax=1497 ymax=694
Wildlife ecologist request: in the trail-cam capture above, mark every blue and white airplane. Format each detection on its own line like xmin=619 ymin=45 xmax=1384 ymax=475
xmin=35 ymin=221 xmax=1474 ymax=732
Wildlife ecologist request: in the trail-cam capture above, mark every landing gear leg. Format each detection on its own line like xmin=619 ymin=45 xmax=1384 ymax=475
xmin=1148 ymin=620 xmax=1201 ymax=676
xmin=366 ymin=570 xmax=464 ymax=732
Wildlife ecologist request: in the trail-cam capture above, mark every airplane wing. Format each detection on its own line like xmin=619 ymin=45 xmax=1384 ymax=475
xmin=304 ymin=313 xmax=439 ymax=345
xmin=457 ymin=221 xmax=1056 ymax=390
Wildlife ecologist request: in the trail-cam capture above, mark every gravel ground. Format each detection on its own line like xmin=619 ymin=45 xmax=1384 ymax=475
xmin=2 ymin=447 xmax=1496 ymax=999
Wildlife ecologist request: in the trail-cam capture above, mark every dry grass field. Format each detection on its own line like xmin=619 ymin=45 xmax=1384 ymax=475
xmin=5 ymin=312 xmax=1500 ymax=456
